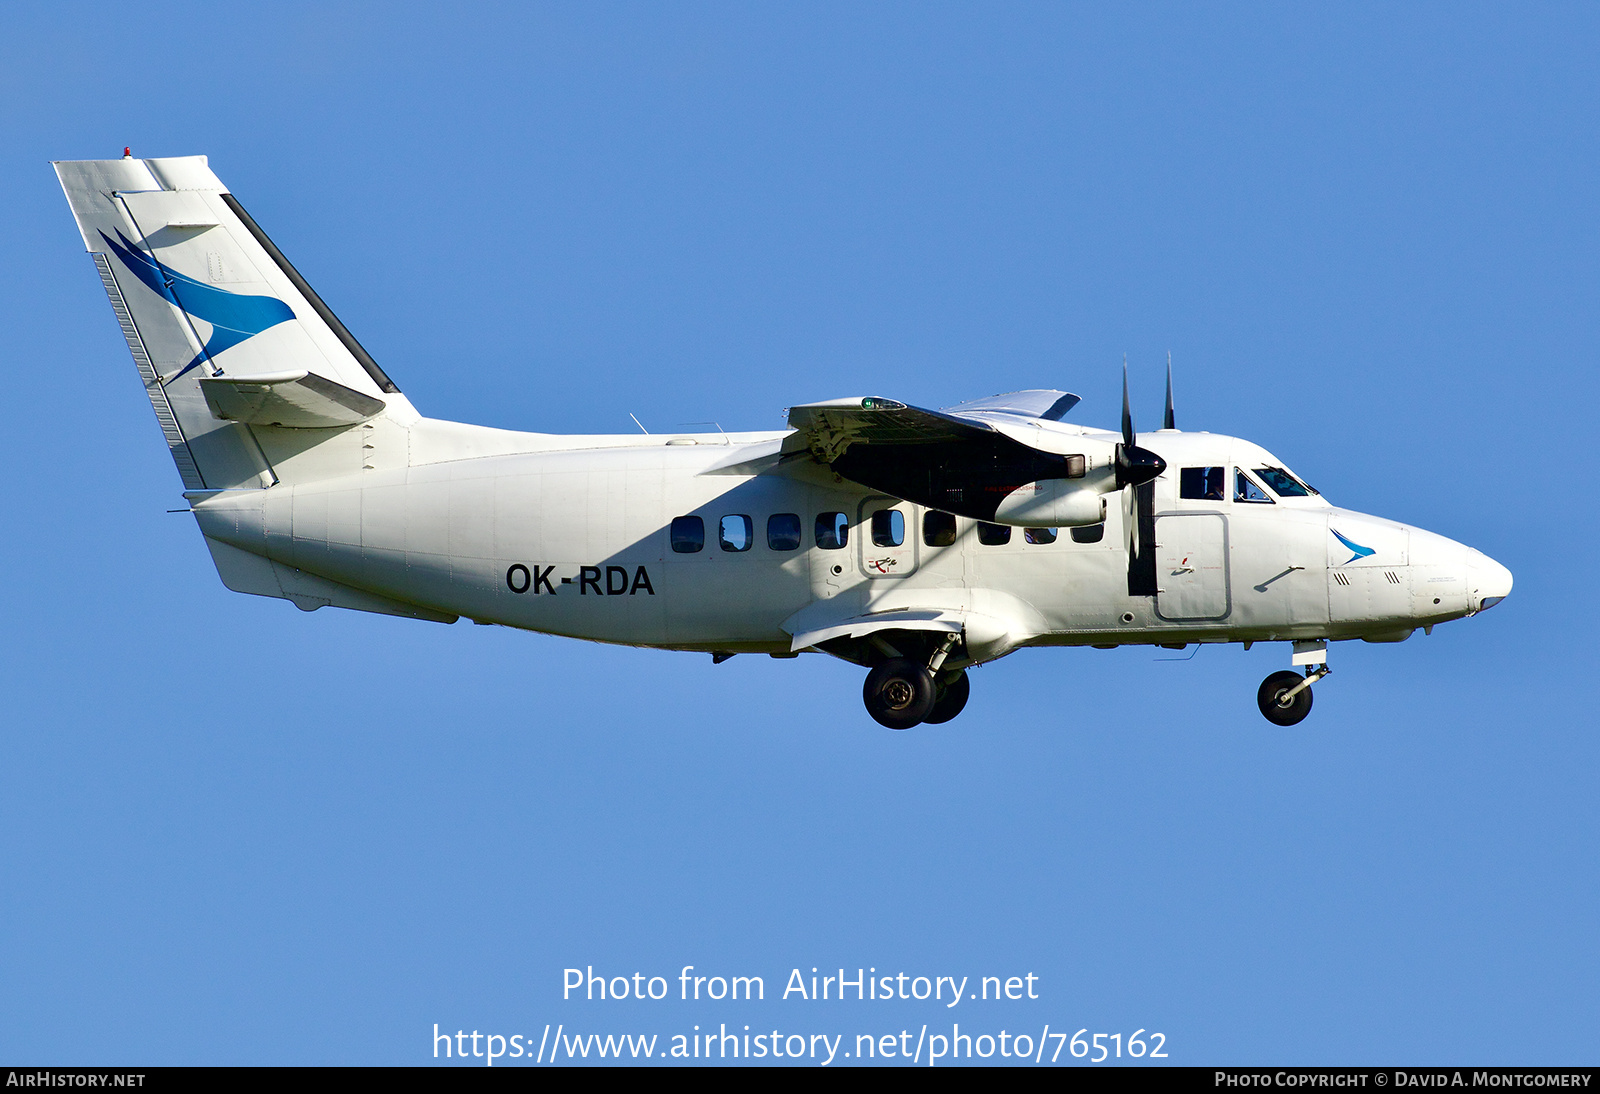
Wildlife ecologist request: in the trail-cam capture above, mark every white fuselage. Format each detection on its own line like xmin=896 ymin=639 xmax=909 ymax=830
xmin=191 ymin=418 xmax=1512 ymax=664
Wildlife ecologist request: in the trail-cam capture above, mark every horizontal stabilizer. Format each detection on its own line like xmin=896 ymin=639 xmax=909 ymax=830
xmin=200 ymin=370 xmax=386 ymax=427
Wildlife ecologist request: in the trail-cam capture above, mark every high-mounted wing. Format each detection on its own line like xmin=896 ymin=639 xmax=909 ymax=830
xmin=944 ymin=389 xmax=1081 ymax=421
xmin=786 ymin=392 xmax=1140 ymax=524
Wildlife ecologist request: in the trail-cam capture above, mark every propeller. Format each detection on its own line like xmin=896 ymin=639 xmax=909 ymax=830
xmin=1114 ymin=363 xmax=1166 ymax=490
xmin=1163 ymin=352 xmax=1176 ymax=430
xmin=1115 ymin=360 xmax=1166 ymax=597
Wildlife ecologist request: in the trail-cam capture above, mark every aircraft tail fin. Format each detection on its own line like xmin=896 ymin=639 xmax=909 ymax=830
xmin=55 ymin=154 xmax=404 ymax=490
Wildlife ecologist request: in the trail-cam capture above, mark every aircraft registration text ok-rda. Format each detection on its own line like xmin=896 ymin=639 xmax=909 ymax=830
xmin=55 ymin=154 xmax=1513 ymax=728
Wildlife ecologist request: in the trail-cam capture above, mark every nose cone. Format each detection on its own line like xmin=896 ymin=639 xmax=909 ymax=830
xmin=1468 ymin=550 xmax=1513 ymax=613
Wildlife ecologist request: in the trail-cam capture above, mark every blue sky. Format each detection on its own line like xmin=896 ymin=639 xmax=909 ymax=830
xmin=1 ymin=2 xmax=1594 ymax=1065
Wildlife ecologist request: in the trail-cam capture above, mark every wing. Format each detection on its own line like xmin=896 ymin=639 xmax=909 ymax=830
xmin=944 ymin=389 xmax=1081 ymax=420
xmin=785 ymin=394 xmax=1109 ymax=523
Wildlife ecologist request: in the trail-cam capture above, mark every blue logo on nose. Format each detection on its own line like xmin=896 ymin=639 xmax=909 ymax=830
xmin=101 ymin=229 xmax=294 ymax=378
xmin=1331 ymin=528 xmax=1376 ymax=564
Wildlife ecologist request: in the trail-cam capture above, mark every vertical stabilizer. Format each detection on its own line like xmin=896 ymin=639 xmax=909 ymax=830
xmin=55 ymin=154 xmax=408 ymax=490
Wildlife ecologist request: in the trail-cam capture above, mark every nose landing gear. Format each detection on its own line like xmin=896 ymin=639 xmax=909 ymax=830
xmin=1256 ymin=639 xmax=1331 ymax=726
xmin=1257 ymin=663 xmax=1330 ymax=726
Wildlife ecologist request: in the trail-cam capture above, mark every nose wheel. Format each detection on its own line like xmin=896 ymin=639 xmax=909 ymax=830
xmin=1257 ymin=666 xmax=1328 ymax=726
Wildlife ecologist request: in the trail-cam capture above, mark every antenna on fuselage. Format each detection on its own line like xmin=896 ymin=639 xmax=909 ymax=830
xmin=629 ymin=413 xmax=650 ymax=434
xmin=1163 ymin=351 xmax=1176 ymax=430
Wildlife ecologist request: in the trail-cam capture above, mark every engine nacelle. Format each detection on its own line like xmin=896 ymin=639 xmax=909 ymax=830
xmin=992 ymin=480 xmax=1107 ymax=527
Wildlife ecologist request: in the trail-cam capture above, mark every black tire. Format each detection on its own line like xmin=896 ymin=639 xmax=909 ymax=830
xmin=923 ymin=670 xmax=971 ymax=725
xmin=863 ymin=658 xmax=936 ymax=730
xmin=1257 ymin=670 xmax=1314 ymax=726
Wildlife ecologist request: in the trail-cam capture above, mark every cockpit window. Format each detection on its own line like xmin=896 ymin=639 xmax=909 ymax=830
xmin=1234 ymin=469 xmax=1274 ymax=504
xmin=1253 ymin=466 xmax=1312 ymax=497
xmin=1180 ymin=467 xmax=1226 ymax=501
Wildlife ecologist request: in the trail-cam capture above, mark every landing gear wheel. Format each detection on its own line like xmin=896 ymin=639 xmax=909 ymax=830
xmin=863 ymin=658 xmax=936 ymax=730
xmin=1257 ymin=670 xmax=1314 ymax=726
xmin=923 ymin=670 xmax=971 ymax=725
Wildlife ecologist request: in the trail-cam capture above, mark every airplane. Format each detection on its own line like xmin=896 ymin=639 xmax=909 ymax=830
xmin=54 ymin=153 xmax=1513 ymax=730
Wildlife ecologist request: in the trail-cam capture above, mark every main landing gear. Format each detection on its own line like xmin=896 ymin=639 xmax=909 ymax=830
xmin=1256 ymin=641 xmax=1330 ymax=726
xmin=862 ymin=633 xmax=970 ymax=729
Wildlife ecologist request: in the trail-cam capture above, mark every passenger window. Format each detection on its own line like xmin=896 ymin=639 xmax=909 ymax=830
xmin=1253 ymin=466 xmax=1311 ymax=497
xmin=670 ymin=515 xmax=705 ymax=553
xmin=1024 ymin=528 xmax=1057 ymax=544
xmin=871 ymin=509 xmax=905 ymax=547
xmin=767 ymin=513 xmax=802 ymax=551
xmin=815 ymin=512 xmax=849 ymax=550
xmin=1070 ymin=523 xmax=1105 ymax=543
xmin=719 ymin=514 xmax=753 ymax=551
xmin=923 ymin=511 xmax=957 ymax=547
xmin=1235 ymin=469 xmax=1274 ymax=504
xmin=977 ymin=522 xmax=1011 ymax=546
xmin=1180 ymin=466 xmax=1226 ymax=501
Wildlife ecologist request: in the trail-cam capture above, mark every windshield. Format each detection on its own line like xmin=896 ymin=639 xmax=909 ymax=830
xmin=1253 ymin=465 xmax=1315 ymax=497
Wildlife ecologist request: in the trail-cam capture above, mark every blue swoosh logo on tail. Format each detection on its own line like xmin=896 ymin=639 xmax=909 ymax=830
xmin=1331 ymin=528 xmax=1376 ymax=564
xmin=100 ymin=230 xmax=294 ymax=378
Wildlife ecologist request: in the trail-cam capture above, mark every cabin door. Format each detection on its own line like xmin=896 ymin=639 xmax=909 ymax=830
xmin=1154 ymin=512 xmax=1231 ymax=621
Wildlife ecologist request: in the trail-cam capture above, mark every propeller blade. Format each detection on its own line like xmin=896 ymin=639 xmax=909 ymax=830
xmin=1121 ymin=480 xmax=1136 ymax=555
xmin=1116 ymin=357 xmax=1164 ymax=596
xmin=1127 ymin=479 xmax=1160 ymax=596
xmin=1115 ymin=357 xmax=1167 ymax=490
xmin=1163 ymin=352 xmax=1175 ymax=431
xmin=1121 ymin=358 xmax=1134 ymax=449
